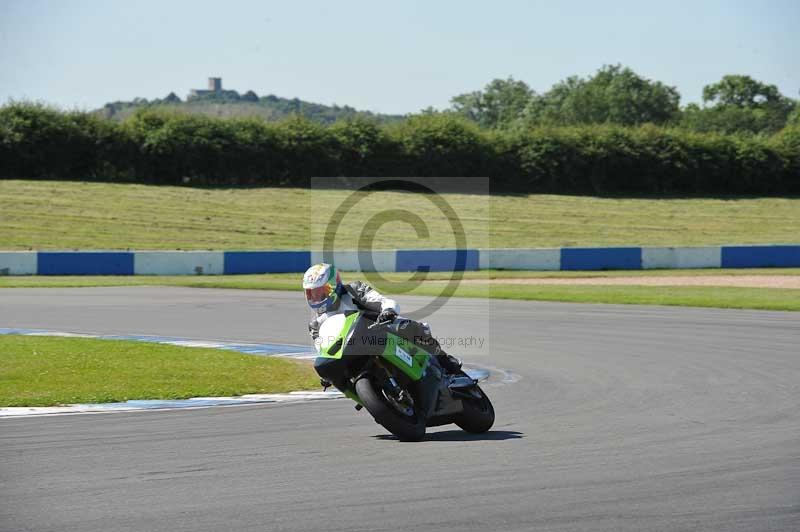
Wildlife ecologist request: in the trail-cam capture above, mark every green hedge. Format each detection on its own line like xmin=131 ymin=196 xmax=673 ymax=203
xmin=1 ymin=102 xmax=798 ymax=194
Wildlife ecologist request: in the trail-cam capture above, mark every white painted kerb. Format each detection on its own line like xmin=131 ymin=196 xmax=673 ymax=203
xmin=641 ymin=247 xmax=721 ymax=269
xmin=310 ymin=250 xmax=396 ymax=272
xmin=479 ymin=248 xmax=560 ymax=270
xmin=0 ymin=252 xmax=37 ymax=275
xmin=134 ymin=251 xmax=225 ymax=275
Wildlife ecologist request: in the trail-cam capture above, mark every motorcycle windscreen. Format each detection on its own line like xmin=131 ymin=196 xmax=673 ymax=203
xmin=315 ymin=312 xmax=359 ymax=359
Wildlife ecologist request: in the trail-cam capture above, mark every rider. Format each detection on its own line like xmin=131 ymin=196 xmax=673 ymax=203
xmin=303 ymin=263 xmax=461 ymax=389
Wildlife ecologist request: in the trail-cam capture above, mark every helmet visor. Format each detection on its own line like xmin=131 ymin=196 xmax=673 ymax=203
xmin=305 ymin=284 xmax=332 ymax=306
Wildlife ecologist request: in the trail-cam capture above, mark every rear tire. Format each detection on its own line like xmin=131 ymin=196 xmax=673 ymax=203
xmin=355 ymin=376 xmax=426 ymax=442
xmin=456 ymin=386 xmax=495 ymax=433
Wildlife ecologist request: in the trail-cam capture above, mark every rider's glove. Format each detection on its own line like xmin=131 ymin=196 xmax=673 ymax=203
xmin=308 ymin=319 xmax=319 ymax=340
xmin=377 ymin=308 xmax=397 ymax=323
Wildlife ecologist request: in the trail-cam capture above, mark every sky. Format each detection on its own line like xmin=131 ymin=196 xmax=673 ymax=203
xmin=1 ymin=0 xmax=799 ymax=114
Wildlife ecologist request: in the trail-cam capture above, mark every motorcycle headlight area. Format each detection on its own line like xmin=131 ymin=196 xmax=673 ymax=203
xmin=316 ymin=314 xmax=348 ymax=351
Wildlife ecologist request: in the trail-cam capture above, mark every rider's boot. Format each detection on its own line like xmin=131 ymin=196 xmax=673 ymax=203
xmin=436 ymin=350 xmax=463 ymax=374
xmin=427 ymin=338 xmax=462 ymax=373
xmin=404 ymin=319 xmax=463 ymax=373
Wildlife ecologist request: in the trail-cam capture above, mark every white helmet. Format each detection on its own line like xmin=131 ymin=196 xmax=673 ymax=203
xmin=302 ymin=263 xmax=342 ymax=312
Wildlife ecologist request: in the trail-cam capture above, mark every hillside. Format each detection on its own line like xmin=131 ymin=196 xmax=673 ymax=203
xmin=98 ymin=90 xmax=404 ymax=124
xmin=2 ymin=180 xmax=800 ymax=251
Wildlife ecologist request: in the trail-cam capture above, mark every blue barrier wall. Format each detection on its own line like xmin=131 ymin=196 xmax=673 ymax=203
xmin=224 ymin=251 xmax=311 ymax=274
xmin=721 ymin=245 xmax=800 ymax=268
xmin=3 ymin=246 xmax=799 ymax=275
xmin=561 ymin=247 xmax=642 ymax=271
xmin=38 ymin=252 xmax=134 ymax=275
xmin=395 ymin=249 xmax=480 ymax=272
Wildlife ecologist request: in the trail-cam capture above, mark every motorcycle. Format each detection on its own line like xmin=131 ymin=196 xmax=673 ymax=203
xmin=315 ymin=310 xmax=494 ymax=441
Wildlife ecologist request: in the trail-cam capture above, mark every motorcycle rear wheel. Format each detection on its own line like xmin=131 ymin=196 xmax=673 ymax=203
xmin=355 ymin=376 xmax=426 ymax=442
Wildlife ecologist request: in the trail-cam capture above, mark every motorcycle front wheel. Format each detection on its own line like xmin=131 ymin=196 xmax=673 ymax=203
xmin=456 ymin=385 xmax=495 ymax=433
xmin=355 ymin=376 xmax=426 ymax=442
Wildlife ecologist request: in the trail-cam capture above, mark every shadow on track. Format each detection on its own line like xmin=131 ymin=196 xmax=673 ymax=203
xmin=373 ymin=430 xmax=524 ymax=442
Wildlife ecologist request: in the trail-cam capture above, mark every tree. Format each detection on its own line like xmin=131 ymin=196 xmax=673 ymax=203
xmin=788 ymin=106 xmax=800 ymax=127
xmin=702 ymin=75 xmax=782 ymax=107
xmin=529 ymin=65 xmax=681 ymax=126
xmin=451 ymin=77 xmax=534 ymax=129
xmin=450 ymin=90 xmax=484 ymax=123
xmin=164 ymin=92 xmax=181 ymax=103
xmin=242 ymin=90 xmax=259 ymax=102
xmin=680 ymin=75 xmax=795 ymax=134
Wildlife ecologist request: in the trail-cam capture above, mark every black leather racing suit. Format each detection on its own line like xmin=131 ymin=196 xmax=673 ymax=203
xmin=310 ymin=281 xmax=458 ymax=389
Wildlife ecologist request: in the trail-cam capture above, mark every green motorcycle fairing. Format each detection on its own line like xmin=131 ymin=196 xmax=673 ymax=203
xmin=315 ymin=312 xmax=432 ymax=381
xmin=316 ymin=312 xmax=359 ymax=360
xmin=379 ymin=330 xmax=431 ymax=381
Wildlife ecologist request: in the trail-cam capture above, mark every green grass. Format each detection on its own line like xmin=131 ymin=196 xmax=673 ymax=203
xmin=385 ymin=274 xmax=800 ymax=311
xmin=2 ymin=268 xmax=799 ymax=289
xmin=480 ymin=285 xmax=800 ymax=311
xmin=2 ymin=180 xmax=799 ymax=250
xmin=0 ymin=336 xmax=319 ymax=407
xmin=1 ymin=270 xmax=798 ymax=311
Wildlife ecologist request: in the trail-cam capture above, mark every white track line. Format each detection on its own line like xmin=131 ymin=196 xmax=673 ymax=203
xmin=0 ymin=329 xmax=502 ymax=418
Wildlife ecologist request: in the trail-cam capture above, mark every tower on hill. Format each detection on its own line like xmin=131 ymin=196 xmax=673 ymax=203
xmin=189 ymin=77 xmax=223 ymax=98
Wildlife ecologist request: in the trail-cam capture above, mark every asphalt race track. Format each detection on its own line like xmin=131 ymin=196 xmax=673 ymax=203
xmin=1 ymin=287 xmax=799 ymax=532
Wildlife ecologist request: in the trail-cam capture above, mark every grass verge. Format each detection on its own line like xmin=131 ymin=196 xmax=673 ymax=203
xmin=1 ymin=270 xmax=799 ymax=311
xmin=481 ymin=285 xmax=800 ymax=311
xmin=2 ymin=268 xmax=800 ymax=289
xmin=2 ymin=180 xmax=800 ymax=249
xmin=0 ymin=336 xmax=318 ymax=407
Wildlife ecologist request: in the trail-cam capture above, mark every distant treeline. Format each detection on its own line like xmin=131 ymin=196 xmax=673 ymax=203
xmin=100 ymin=91 xmax=404 ymax=125
xmin=449 ymin=66 xmax=799 ymax=136
xmin=1 ymin=102 xmax=798 ymax=194
xmin=98 ymin=66 xmax=799 ymax=136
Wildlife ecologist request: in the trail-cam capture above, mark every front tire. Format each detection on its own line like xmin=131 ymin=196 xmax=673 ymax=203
xmin=355 ymin=376 xmax=426 ymax=442
xmin=456 ymin=385 xmax=495 ymax=433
